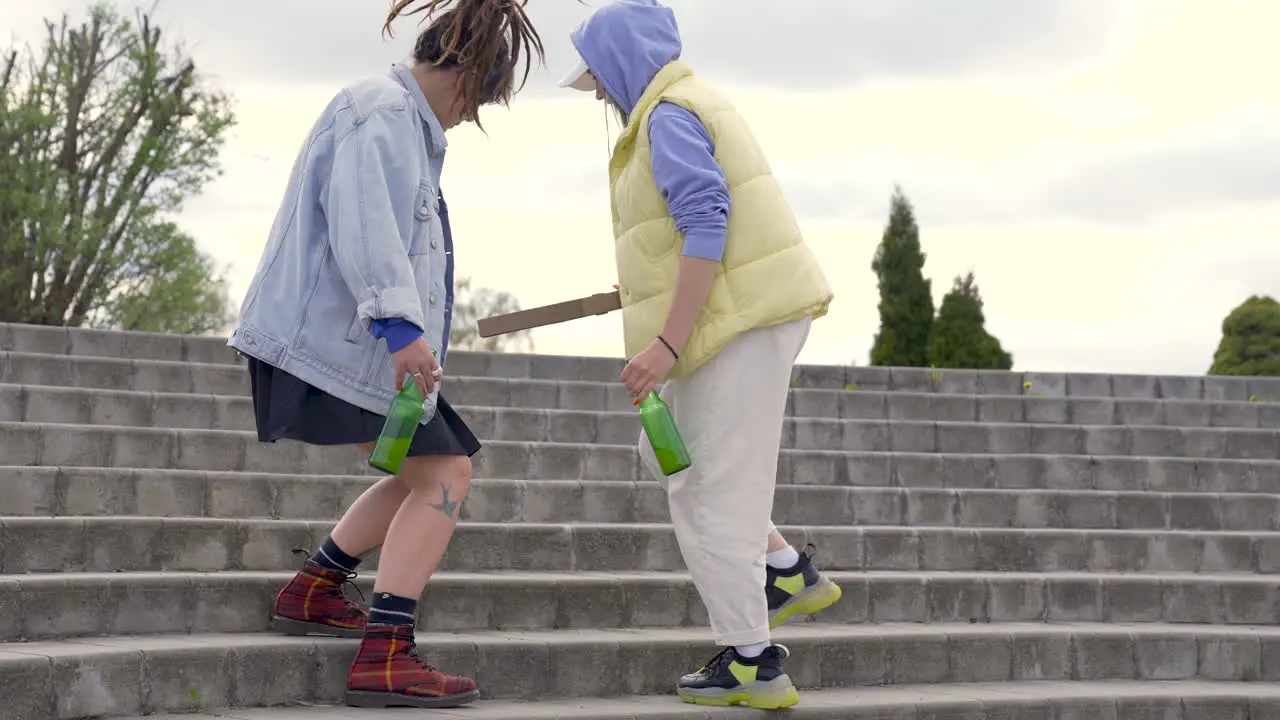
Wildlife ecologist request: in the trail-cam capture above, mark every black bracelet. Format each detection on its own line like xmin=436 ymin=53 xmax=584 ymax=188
xmin=657 ymin=335 xmax=680 ymax=361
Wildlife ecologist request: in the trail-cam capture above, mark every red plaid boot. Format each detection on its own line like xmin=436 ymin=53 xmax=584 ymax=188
xmin=345 ymin=623 xmax=479 ymax=708
xmin=268 ymin=560 xmax=367 ymax=638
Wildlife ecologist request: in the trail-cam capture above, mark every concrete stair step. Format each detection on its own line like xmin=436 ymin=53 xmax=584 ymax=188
xmin=0 ymin=323 xmax=238 ymax=366
xmin=8 ymin=349 xmax=1280 ymax=417
xmin=7 ymin=377 xmax=1280 ymax=432
xmin=8 ymin=423 xmax=1280 ymax=483
xmin=788 ymin=389 xmax=1280 ymax=429
xmin=1 ymin=351 xmax=252 ymax=395
xmin=122 ymin=681 xmax=1280 ymax=720
xmin=7 ymin=321 xmax=1280 ymax=401
xmin=8 ymin=384 xmax=1280 ymax=458
xmin=1 ymin=516 xmax=1274 ymax=575
xmin=9 ymin=466 xmax=1280 ymax=530
xmin=3 ymin=569 xmax=1276 ymax=643
xmin=4 ymin=623 xmax=1279 ymax=718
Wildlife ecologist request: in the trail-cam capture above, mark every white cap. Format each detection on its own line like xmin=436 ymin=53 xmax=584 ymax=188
xmin=558 ymin=56 xmax=595 ymax=92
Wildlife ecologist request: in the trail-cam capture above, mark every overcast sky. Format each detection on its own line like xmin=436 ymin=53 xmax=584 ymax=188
xmin=6 ymin=0 xmax=1278 ymax=374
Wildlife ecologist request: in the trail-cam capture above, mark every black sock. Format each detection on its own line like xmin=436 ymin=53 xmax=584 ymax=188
xmin=369 ymin=592 xmax=418 ymax=626
xmin=312 ymin=536 xmax=361 ymax=574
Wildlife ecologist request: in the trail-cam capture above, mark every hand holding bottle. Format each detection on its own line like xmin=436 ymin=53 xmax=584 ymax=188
xmin=392 ymin=337 xmax=442 ymax=396
xmin=622 ymin=336 xmax=679 ymax=401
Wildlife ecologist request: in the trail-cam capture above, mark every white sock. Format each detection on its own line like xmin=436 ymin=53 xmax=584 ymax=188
xmin=735 ymin=641 xmax=770 ymax=658
xmin=766 ymin=545 xmax=801 ymax=570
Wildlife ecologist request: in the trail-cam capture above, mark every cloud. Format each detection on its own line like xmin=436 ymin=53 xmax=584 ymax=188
xmin=669 ymin=0 xmax=1126 ymax=90
xmin=765 ymin=112 xmax=1280 ymax=227
xmin=1 ymin=0 xmax=569 ymax=92
xmin=5 ymin=0 xmax=1124 ymax=95
xmin=771 ymin=171 xmax=1000 ymax=226
xmin=1030 ymin=120 xmax=1280 ymax=223
xmin=1195 ymin=252 xmax=1280 ymax=304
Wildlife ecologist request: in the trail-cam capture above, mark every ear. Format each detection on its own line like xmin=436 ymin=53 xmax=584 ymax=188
xmin=446 ymin=68 xmax=468 ymax=110
xmin=452 ymin=69 xmax=465 ymax=91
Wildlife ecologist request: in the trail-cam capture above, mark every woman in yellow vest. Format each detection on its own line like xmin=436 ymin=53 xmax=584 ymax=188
xmin=559 ymin=0 xmax=841 ymax=710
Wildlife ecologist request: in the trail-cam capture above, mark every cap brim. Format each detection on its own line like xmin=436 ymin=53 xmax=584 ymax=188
xmin=557 ymin=58 xmax=595 ymax=92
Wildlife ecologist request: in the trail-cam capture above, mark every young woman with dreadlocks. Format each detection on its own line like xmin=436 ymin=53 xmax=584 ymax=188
xmin=557 ymin=0 xmax=840 ymax=710
xmin=227 ymin=0 xmax=546 ymax=709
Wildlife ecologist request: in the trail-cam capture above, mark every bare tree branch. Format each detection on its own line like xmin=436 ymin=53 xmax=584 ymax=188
xmin=449 ymin=277 xmax=535 ymax=353
xmin=0 ymin=1 xmax=235 ymax=332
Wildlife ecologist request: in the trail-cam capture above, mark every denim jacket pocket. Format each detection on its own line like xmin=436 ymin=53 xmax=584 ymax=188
xmin=410 ymin=181 xmax=437 ymax=256
xmin=343 ymin=312 xmax=365 ymax=344
xmin=413 ymin=182 xmax=436 ymax=219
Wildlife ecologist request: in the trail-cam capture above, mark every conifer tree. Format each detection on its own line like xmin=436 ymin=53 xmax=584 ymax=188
xmin=869 ymin=187 xmax=934 ymax=367
xmin=929 ymin=271 xmax=1013 ymax=370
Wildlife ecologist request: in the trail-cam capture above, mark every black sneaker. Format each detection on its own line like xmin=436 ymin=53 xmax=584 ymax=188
xmin=767 ymin=544 xmax=843 ymax=628
xmin=676 ymin=644 xmax=799 ymax=709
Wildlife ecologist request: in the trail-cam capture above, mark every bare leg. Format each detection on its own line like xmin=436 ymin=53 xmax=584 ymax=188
xmin=767 ymin=528 xmax=790 ymax=553
xmin=269 ymin=446 xmax=470 ymax=636
xmin=268 ymin=443 xmax=419 ymax=638
xmin=372 ymin=453 xmax=472 ymax=598
xmin=329 ymin=471 xmax=411 ymax=557
xmin=345 ymin=451 xmax=478 ymax=708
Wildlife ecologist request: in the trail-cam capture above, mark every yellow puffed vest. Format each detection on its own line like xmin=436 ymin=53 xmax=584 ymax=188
xmin=609 ymin=60 xmax=833 ymax=378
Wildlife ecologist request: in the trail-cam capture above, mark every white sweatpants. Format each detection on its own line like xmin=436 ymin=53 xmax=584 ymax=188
xmin=639 ymin=316 xmax=811 ymax=646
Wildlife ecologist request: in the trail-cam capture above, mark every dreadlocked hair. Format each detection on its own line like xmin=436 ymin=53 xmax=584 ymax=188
xmin=382 ymin=0 xmax=551 ymax=131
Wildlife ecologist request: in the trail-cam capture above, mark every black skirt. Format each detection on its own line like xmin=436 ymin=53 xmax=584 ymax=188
xmin=245 ymin=357 xmax=481 ymax=458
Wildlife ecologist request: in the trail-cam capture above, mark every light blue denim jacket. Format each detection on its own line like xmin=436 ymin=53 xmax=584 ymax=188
xmin=228 ymin=64 xmax=449 ymax=423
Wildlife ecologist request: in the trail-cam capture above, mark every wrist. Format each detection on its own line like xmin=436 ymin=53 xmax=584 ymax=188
xmin=377 ymin=320 xmax=424 ymax=354
xmin=655 ymin=335 xmax=680 ymax=361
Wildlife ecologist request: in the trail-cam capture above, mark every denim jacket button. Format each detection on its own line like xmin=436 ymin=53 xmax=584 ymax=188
xmin=429 ymin=293 xmax=437 ymax=305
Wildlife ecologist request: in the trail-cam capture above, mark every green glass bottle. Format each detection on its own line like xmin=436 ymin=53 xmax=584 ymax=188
xmin=369 ymin=376 xmax=425 ymax=475
xmin=638 ymin=391 xmax=691 ymax=475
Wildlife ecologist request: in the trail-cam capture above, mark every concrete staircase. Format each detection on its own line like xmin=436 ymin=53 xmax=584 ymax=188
xmin=4 ymin=322 xmax=1280 ymax=719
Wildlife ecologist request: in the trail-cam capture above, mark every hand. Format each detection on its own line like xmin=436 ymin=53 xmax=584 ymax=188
xmin=392 ymin=337 xmax=442 ymax=396
xmin=621 ymin=338 xmax=678 ymax=401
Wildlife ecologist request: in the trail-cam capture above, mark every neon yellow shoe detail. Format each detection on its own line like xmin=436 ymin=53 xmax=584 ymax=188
xmin=767 ymin=544 xmax=843 ymax=628
xmin=676 ymin=644 xmax=800 ymax=710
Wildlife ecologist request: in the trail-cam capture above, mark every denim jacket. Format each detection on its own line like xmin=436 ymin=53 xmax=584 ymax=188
xmin=228 ymin=64 xmax=450 ymax=422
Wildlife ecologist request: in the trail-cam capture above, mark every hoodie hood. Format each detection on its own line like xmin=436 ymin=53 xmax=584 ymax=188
xmin=569 ymin=0 xmax=683 ymax=116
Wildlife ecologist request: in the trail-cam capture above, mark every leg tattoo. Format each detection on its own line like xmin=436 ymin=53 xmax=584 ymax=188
xmin=430 ymin=483 xmax=462 ymax=519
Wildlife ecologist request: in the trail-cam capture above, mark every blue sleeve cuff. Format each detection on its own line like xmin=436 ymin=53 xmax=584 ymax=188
xmin=370 ymin=317 xmax=424 ymax=354
xmin=682 ymin=227 xmax=728 ymax=261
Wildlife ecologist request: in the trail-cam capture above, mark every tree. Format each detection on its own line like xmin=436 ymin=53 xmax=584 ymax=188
xmin=0 ymin=2 xmax=235 ymax=333
xmin=448 ymin=277 xmax=534 ymax=352
xmin=1208 ymin=295 xmax=1280 ymax=376
xmin=928 ymin=270 xmax=1013 ymax=370
xmin=869 ymin=186 xmax=934 ymax=367
xmin=95 ymin=220 xmax=232 ymax=334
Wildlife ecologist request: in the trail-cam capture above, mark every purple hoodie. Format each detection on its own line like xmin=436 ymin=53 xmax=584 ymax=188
xmin=570 ymin=0 xmax=731 ymax=262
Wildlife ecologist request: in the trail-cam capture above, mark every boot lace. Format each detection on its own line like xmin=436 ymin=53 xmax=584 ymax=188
xmin=290 ymin=547 xmax=368 ymax=615
xmin=374 ymin=622 xmax=442 ymax=674
xmin=402 ymin=635 xmax=441 ymax=673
